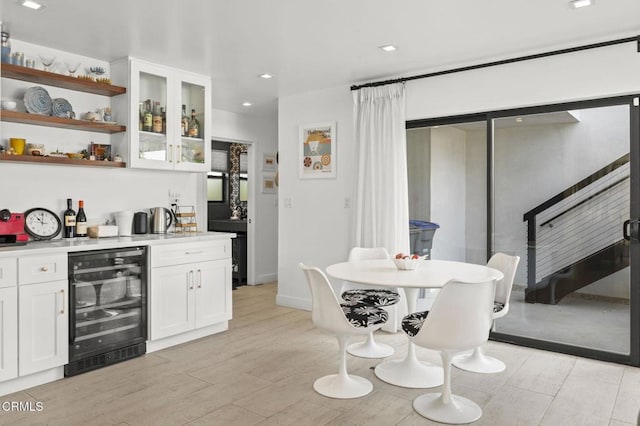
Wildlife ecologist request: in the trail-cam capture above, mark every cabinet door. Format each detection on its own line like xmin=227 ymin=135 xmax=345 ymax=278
xmin=174 ymin=72 xmax=211 ymax=172
xmin=150 ymin=264 xmax=195 ymax=340
xmin=18 ymin=281 xmax=68 ymax=376
xmin=129 ymin=60 xmax=175 ymax=170
xmin=195 ymin=259 xmax=232 ymax=328
xmin=0 ymin=287 xmax=17 ymax=382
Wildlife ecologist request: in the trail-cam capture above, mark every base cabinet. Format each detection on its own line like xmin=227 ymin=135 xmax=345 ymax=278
xmin=18 ymin=280 xmax=68 ymax=377
xmin=0 ymin=287 xmax=17 ymax=382
xmin=150 ymin=243 xmax=232 ymax=341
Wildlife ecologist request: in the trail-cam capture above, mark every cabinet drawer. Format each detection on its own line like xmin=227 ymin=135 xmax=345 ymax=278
xmin=0 ymin=258 xmax=17 ymax=288
xmin=151 ymin=240 xmax=230 ymax=267
xmin=18 ymin=253 xmax=68 ymax=285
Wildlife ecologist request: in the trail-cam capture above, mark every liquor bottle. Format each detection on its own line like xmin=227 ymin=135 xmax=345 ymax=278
xmin=63 ymin=198 xmax=76 ymax=238
xmin=152 ymin=101 xmax=162 ymax=133
xmin=76 ymin=200 xmax=87 ymax=237
xmin=143 ymin=100 xmax=152 ymax=132
xmin=180 ymin=105 xmax=188 ymax=136
xmin=161 ymin=107 xmax=166 ymax=134
xmin=188 ymin=108 xmax=200 ymax=138
xmin=138 ymin=102 xmax=144 ymax=131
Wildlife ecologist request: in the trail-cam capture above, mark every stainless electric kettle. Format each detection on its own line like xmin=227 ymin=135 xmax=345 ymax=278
xmin=150 ymin=207 xmax=173 ymax=234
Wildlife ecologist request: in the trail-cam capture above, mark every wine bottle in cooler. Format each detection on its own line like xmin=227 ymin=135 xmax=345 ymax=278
xmin=63 ymin=198 xmax=76 ymax=238
xmin=76 ymin=200 xmax=87 ymax=237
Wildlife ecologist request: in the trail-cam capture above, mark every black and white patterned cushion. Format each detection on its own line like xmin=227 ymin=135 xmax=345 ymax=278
xmin=401 ymin=311 xmax=429 ymax=337
xmin=341 ymin=289 xmax=400 ymax=307
xmin=494 ymin=301 xmax=505 ymax=313
xmin=340 ymin=303 xmax=388 ymax=328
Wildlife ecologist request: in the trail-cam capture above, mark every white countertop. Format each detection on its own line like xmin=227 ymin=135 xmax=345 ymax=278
xmin=0 ymin=231 xmax=236 ymax=256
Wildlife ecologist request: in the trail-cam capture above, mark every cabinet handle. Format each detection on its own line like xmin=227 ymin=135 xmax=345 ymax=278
xmin=189 ymin=270 xmax=194 ymax=290
xmin=185 ymin=250 xmax=204 ymax=255
xmin=197 ymin=269 xmax=202 ymax=288
xmin=177 ymin=145 xmax=181 ymax=163
xmin=41 ymin=266 xmax=49 ymax=272
xmin=169 ymin=144 xmax=173 ymax=163
xmin=60 ymin=289 xmax=65 ymax=315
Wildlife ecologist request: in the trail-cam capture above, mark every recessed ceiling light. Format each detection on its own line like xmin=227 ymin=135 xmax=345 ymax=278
xmin=242 ymin=102 xmax=252 ymax=107
xmin=379 ymin=44 xmax=398 ymax=52
xmin=18 ymin=0 xmax=46 ymax=10
xmin=258 ymin=73 xmax=273 ymax=79
xmin=570 ymin=0 xmax=593 ymax=8
xmin=515 ymin=117 xmax=524 ymax=123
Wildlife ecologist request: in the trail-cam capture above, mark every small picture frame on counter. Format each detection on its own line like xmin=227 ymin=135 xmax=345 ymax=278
xmin=90 ymin=142 xmax=111 ymax=161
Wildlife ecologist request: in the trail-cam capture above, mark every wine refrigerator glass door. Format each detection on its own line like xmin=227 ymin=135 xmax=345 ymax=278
xmin=68 ymin=247 xmax=147 ymax=365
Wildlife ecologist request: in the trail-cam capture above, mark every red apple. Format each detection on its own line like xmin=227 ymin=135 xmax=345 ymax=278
xmin=395 ymin=253 xmax=404 ymax=259
xmin=411 ymin=254 xmax=419 ymax=259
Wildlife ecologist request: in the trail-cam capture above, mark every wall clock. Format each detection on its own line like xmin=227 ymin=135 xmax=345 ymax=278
xmin=23 ymin=207 xmax=62 ymax=240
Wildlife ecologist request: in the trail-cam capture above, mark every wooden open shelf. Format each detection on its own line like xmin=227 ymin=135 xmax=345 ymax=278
xmin=1 ymin=63 xmax=126 ymax=96
xmin=0 ymin=153 xmax=126 ymax=168
xmin=0 ymin=110 xmax=126 ymax=134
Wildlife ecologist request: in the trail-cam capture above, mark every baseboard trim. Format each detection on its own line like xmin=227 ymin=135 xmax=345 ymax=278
xmin=276 ymin=293 xmax=311 ymax=311
xmin=0 ymin=367 xmax=64 ymax=397
xmin=146 ymin=322 xmax=229 ymax=353
xmin=253 ymin=273 xmax=277 ymax=285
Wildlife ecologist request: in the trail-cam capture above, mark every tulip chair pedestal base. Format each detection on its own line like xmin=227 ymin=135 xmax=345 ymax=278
xmin=313 ymin=374 xmax=373 ymax=399
xmin=413 ymin=393 xmax=482 ymax=424
xmin=347 ymin=335 xmax=394 ymax=358
xmin=374 ymin=352 xmax=444 ymax=389
xmin=452 ymin=347 xmax=506 ymax=374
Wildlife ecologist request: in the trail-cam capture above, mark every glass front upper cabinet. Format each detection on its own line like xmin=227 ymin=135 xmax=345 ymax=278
xmin=112 ymin=58 xmax=210 ymax=172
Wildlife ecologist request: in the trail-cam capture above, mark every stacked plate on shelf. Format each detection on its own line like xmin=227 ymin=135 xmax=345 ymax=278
xmin=23 ymin=86 xmax=52 ymax=115
xmin=23 ymin=86 xmax=74 ymax=118
xmin=51 ymin=98 xmax=74 ymax=118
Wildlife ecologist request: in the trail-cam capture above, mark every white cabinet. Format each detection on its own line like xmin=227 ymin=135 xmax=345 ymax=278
xmin=0 ymin=285 xmax=17 ymax=382
xmin=111 ymin=58 xmax=211 ymax=172
xmin=0 ymin=258 xmax=17 ymax=382
xmin=17 ymin=255 xmax=68 ymax=377
xmin=150 ymin=241 xmax=232 ymax=340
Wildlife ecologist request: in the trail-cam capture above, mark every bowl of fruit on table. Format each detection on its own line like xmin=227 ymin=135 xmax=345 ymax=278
xmin=393 ymin=253 xmax=425 ymax=270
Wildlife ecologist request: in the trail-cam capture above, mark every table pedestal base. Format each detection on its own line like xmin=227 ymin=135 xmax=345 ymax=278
xmin=374 ymin=356 xmax=443 ymax=388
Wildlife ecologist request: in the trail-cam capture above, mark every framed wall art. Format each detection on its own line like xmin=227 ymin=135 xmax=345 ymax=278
xmin=263 ymin=153 xmax=277 ymax=171
xmin=299 ymin=121 xmax=336 ymax=179
xmin=262 ymin=175 xmax=277 ymax=194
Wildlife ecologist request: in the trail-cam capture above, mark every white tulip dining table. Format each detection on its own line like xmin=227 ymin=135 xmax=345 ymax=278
xmin=326 ymin=258 xmax=504 ymax=388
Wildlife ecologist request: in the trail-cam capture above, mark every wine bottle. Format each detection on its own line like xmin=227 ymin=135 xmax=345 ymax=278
xmin=152 ymin=101 xmax=162 ymax=133
xmin=138 ymin=102 xmax=144 ymax=131
xmin=143 ymin=100 xmax=152 ymax=132
xmin=181 ymin=104 xmax=188 ymax=136
xmin=76 ymin=200 xmax=87 ymax=237
xmin=161 ymin=106 xmax=166 ymax=134
xmin=63 ymin=198 xmax=76 ymax=238
xmin=188 ymin=108 xmax=200 ymax=138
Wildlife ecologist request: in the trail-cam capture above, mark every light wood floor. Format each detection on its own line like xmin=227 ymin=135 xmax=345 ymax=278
xmin=2 ymin=282 xmax=639 ymax=425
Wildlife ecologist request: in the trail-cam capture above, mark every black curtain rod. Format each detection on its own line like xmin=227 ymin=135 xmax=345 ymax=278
xmin=350 ymin=35 xmax=640 ymax=91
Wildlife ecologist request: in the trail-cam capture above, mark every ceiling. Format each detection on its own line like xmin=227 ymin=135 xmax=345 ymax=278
xmin=1 ymin=0 xmax=639 ymax=119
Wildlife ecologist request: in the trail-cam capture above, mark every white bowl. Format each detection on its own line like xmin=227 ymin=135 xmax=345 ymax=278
xmin=1 ymin=100 xmax=17 ymax=111
xmin=393 ymin=257 xmax=424 ymax=270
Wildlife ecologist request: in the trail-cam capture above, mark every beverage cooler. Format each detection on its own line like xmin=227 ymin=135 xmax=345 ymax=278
xmin=65 ymin=247 xmax=147 ymax=376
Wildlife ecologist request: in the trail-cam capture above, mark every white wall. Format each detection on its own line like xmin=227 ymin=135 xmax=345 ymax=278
xmin=430 ymin=127 xmax=466 ymax=261
xmin=406 ymin=128 xmax=431 ymax=221
xmin=277 ymin=86 xmax=354 ymax=309
xmin=276 ymin=39 xmax=640 ymax=310
xmin=210 ymin=108 xmax=279 ymax=284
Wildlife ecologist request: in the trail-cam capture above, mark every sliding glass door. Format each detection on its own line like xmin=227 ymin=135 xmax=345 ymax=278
xmin=491 ymin=98 xmax=638 ymax=363
xmin=408 ymin=95 xmax=640 ymax=365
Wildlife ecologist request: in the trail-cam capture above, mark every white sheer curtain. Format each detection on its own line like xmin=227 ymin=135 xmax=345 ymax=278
xmin=352 ymin=83 xmax=410 ymax=255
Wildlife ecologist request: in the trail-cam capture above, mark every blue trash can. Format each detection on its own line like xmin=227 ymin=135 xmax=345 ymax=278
xmin=409 ymin=220 xmax=439 ymax=257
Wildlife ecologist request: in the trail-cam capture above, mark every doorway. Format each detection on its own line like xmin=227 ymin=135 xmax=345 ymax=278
xmin=407 ymin=95 xmax=640 ymax=365
xmin=207 ymin=140 xmax=253 ymax=288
